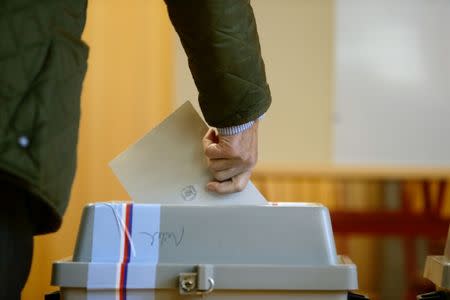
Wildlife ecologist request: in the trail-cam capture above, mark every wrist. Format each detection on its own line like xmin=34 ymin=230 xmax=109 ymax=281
xmin=216 ymin=115 xmax=264 ymax=136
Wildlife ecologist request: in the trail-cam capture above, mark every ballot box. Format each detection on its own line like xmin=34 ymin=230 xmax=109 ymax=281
xmin=418 ymin=226 xmax=450 ymax=299
xmin=50 ymin=201 xmax=369 ymax=300
xmin=50 ymin=102 xmax=369 ymax=299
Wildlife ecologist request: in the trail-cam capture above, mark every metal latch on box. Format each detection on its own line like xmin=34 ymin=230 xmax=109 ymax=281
xmin=179 ymin=265 xmax=215 ymax=296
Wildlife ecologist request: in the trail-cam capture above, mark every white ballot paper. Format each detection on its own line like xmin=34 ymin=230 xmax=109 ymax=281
xmin=109 ymin=101 xmax=267 ymax=204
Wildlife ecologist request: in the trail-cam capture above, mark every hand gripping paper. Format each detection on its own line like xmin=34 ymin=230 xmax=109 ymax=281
xmin=109 ymin=101 xmax=266 ymax=205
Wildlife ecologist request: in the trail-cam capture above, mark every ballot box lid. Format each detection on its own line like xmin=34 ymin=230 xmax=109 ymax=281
xmin=52 ymin=202 xmax=358 ymax=292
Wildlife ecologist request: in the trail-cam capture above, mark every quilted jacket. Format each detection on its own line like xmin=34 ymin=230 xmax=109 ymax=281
xmin=0 ymin=0 xmax=271 ymax=234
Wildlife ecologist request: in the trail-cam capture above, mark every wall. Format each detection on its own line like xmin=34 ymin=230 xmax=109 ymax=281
xmin=22 ymin=1 xmax=173 ymax=298
xmin=334 ymin=0 xmax=450 ymax=166
xmin=21 ymin=1 xmax=449 ymax=299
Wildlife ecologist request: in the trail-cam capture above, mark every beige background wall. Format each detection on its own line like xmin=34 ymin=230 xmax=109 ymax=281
xmin=19 ymin=1 xmax=448 ymax=299
xmin=174 ymin=0 xmax=333 ymax=164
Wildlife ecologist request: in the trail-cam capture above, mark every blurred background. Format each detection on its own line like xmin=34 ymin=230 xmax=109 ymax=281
xmin=23 ymin=0 xmax=450 ymax=299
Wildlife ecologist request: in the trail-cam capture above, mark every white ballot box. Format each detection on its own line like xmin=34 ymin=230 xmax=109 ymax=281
xmin=418 ymin=226 xmax=450 ymax=299
xmin=49 ymin=202 xmax=369 ymax=300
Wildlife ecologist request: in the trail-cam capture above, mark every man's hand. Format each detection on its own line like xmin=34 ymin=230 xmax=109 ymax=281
xmin=202 ymin=122 xmax=259 ymax=194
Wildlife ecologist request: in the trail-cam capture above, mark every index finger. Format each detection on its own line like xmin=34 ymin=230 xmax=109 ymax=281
xmin=207 ymin=171 xmax=251 ymax=194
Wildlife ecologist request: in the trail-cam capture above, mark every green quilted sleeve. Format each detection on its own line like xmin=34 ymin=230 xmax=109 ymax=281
xmin=165 ymin=0 xmax=271 ymax=128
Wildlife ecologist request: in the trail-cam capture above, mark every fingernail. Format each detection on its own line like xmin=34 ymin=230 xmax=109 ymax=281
xmin=206 ymin=183 xmax=214 ymax=192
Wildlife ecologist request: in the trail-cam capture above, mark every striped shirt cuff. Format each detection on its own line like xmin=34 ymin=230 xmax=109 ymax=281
xmin=217 ymin=115 xmax=264 ymax=136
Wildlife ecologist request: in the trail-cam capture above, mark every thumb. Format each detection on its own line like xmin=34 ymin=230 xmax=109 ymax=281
xmin=202 ymin=128 xmax=218 ymax=150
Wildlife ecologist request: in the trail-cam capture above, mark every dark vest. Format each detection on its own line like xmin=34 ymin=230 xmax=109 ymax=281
xmin=0 ymin=0 xmax=88 ymax=234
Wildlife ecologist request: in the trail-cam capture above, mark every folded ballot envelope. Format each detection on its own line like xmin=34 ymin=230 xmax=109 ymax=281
xmin=51 ymin=102 xmax=365 ymax=300
xmin=109 ymin=101 xmax=266 ymax=206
